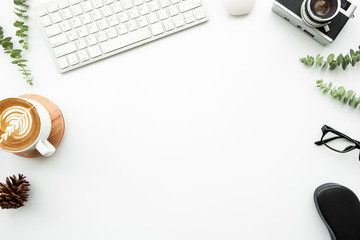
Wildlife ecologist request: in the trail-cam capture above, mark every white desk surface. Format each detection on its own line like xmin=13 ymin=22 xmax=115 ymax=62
xmin=2 ymin=0 xmax=360 ymax=239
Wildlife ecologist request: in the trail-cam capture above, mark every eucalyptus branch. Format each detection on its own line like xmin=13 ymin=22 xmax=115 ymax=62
xmin=300 ymin=46 xmax=360 ymax=70
xmin=0 ymin=27 xmax=33 ymax=85
xmin=13 ymin=0 xmax=30 ymax=50
xmin=316 ymin=79 xmax=360 ymax=108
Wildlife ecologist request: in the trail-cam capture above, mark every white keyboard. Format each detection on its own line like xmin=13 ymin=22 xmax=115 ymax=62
xmin=36 ymin=0 xmax=208 ymax=73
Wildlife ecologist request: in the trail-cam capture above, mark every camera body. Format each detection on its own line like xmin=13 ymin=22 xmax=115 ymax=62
xmin=272 ymin=0 xmax=356 ymax=46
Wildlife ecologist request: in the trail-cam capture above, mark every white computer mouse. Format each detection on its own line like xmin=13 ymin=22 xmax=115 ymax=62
xmin=225 ymin=0 xmax=256 ymax=16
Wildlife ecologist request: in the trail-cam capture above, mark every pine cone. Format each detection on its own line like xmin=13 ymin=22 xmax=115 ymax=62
xmin=0 ymin=174 xmax=30 ymax=209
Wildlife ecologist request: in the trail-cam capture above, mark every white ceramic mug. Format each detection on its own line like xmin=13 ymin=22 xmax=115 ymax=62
xmin=0 ymin=97 xmax=56 ymax=157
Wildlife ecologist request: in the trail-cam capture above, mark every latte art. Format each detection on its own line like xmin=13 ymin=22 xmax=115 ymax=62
xmin=0 ymin=106 xmax=33 ymax=143
xmin=0 ymin=98 xmax=41 ymax=151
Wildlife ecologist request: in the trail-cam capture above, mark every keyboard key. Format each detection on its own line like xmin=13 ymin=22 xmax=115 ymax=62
xmin=179 ymin=0 xmax=201 ymax=13
xmin=76 ymin=38 xmax=88 ymax=49
xmin=51 ymin=12 xmax=63 ymax=23
xmin=60 ymin=20 xmax=72 ymax=31
xmin=96 ymin=31 xmax=108 ymax=42
xmin=111 ymin=2 xmax=123 ymax=13
xmin=149 ymin=1 xmax=160 ymax=11
xmin=184 ymin=11 xmax=193 ymax=19
xmin=134 ymin=0 xmax=143 ymax=6
xmin=45 ymin=24 xmax=61 ymax=37
xmin=69 ymin=0 xmax=80 ymax=5
xmin=67 ymin=30 xmax=78 ymax=40
xmin=150 ymin=22 xmax=164 ymax=35
xmin=48 ymin=5 xmax=59 ymax=12
xmin=70 ymin=17 xmax=82 ymax=27
xmin=77 ymin=26 xmax=89 ymax=37
xmin=106 ymin=27 xmax=118 ymax=38
xmin=196 ymin=11 xmax=206 ymax=20
xmin=40 ymin=15 xmax=52 ymax=27
xmin=61 ymin=8 xmax=73 ymax=19
xmin=148 ymin=12 xmax=158 ymax=23
xmin=163 ymin=19 xmax=174 ymax=31
xmin=185 ymin=16 xmax=195 ymax=24
xmin=71 ymin=4 xmax=83 ymax=15
xmin=88 ymin=22 xmax=99 ymax=33
xmin=139 ymin=5 xmax=149 ymax=15
xmin=101 ymin=27 xmax=151 ymax=53
xmin=129 ymin=8 xmax=140 ymax=19
xmin=93 ymin=0 xmax=104 ymax=8
xmin=158 ymin=9 xmax=168 ymax=20
xmin=78 ymin=50 xmax=89 ymax=61
xmin=59 ymin=1 xmax=70 ymax=8
xmin=108 ymin=16 xmax=119 ymax=26
xmin=104 ymin=0 xmax=114 ymax=4
xmin=88 ymin=45 xmax=102 ymax=58
xmin=102 ymin=6 xmax=113 ymax=17
xmin=81 ymin=1 xmax=93 ymax=12
xmin=81 ymin=13 xmax=92 ymax=24
xmin=122 ymin=0 xmax=133 ymax=10
xmin=53 ymin=42 xmax=77 ymax=57
xmin=97 ymin=19 xmax=109 ymax=30
xmin=169 ymin=5 xmax=178 ymax=16
xmin=174 ymin=17 xmax=184 ymax=27
xmin=160 ymin=0 xmax=170 ymax=7
xmin=49 ymin=34 xmax=68 ymax=47
xmin=67 ymin=53 xmax=79 ymax=65
xmin=86 ymin=35 xmax=98 ymax=45
xmin=38 ymin=9 xmax=49 ymax=17
xmin=118 ymin=12 xmax=130 ymax=22
xmin=90 ymin=9 xmax=102 ymax=20
xmin=138 ymin=16 xmax=148 ymax=27
xmin=127 ymin=21 xmax=138 ymax=31
xmin=117 ymin=24 xmax=128 ymax=34
xmin=57 ymin=57 xmax=69 ymax=69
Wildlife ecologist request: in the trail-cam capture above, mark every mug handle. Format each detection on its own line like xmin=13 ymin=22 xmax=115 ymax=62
xmin=35 ymin=140 xmax=56 ymax=157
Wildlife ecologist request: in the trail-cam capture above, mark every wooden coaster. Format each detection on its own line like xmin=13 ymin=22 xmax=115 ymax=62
xmin=15 ymin=94 xmax=65 ymax=158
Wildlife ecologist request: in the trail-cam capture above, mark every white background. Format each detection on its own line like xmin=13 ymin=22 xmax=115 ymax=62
xmin=1 ymin=0 xmax=360 ymax=239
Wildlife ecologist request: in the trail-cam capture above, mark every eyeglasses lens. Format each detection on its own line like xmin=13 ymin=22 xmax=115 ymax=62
xmin=323 ymin=131 xmax=356 ymax=152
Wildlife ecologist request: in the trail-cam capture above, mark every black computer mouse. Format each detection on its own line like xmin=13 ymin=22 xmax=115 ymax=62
xmin=314 ymin=183 xmax=360 ymax=240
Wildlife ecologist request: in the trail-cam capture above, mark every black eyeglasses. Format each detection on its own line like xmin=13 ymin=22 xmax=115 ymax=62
xmin=315 ymin=125 xmax=360 ymax=160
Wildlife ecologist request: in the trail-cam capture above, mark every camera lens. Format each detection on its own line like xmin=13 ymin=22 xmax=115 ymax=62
xmin=309 ymin=0 xmax=339 ymax=19
xmin=301 ymin=0 xmax=340 ymax=29
xmin=313 ymin=0 xmax=331 ymax=16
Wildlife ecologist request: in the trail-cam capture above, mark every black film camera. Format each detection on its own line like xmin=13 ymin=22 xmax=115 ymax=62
xmin=273 ymin=0 xmax=357 ymax=46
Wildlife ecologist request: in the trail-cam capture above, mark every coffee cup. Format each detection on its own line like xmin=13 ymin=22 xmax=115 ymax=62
xmin=0 ymin=97 xmax=55 ymax=157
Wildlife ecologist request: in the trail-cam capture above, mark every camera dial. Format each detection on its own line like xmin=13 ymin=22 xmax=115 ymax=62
xmin=301 ymin=0 xmax=340 ymax=32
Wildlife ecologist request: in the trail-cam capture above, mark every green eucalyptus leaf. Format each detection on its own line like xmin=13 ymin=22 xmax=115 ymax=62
xmin=350 ymin=49 xmax=355 ymax=58
xmin=349 ymin=97 xmax=356 ymax=107
xmin=330 ymin=62 xmax=337 ymax=70
xmin=342 ymin=61 xmax=348 ymax=70
xmin=327 ymin=54 xmax=335 ymax=63
xmin=13 ymin=21 xmax=24 ymax=27
xmin=331 ymin=89 xmax=338 ymax=97
xmin=3 ymin=37 xmax=12 ymax=42
xmin=2 ymin=41 xmax=13 ymax=49
xmin=337 ymin=54 xmax=343 ymax=66
xmin=351 ymin=58 xmax=356 ymax=66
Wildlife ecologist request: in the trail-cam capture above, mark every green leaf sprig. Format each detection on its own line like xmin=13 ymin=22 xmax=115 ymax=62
xmin=0 ymin=0 xmax=33 ymax=85
xmin=316 ymin=79 xmax=360 ymax=108
xmin=300 ymin=46 xmax=360 ymax=70
xmin=0 ymin=27 xmax=33 ymax=85
xmin=14 ymin=0 xmax=29 ymax=50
